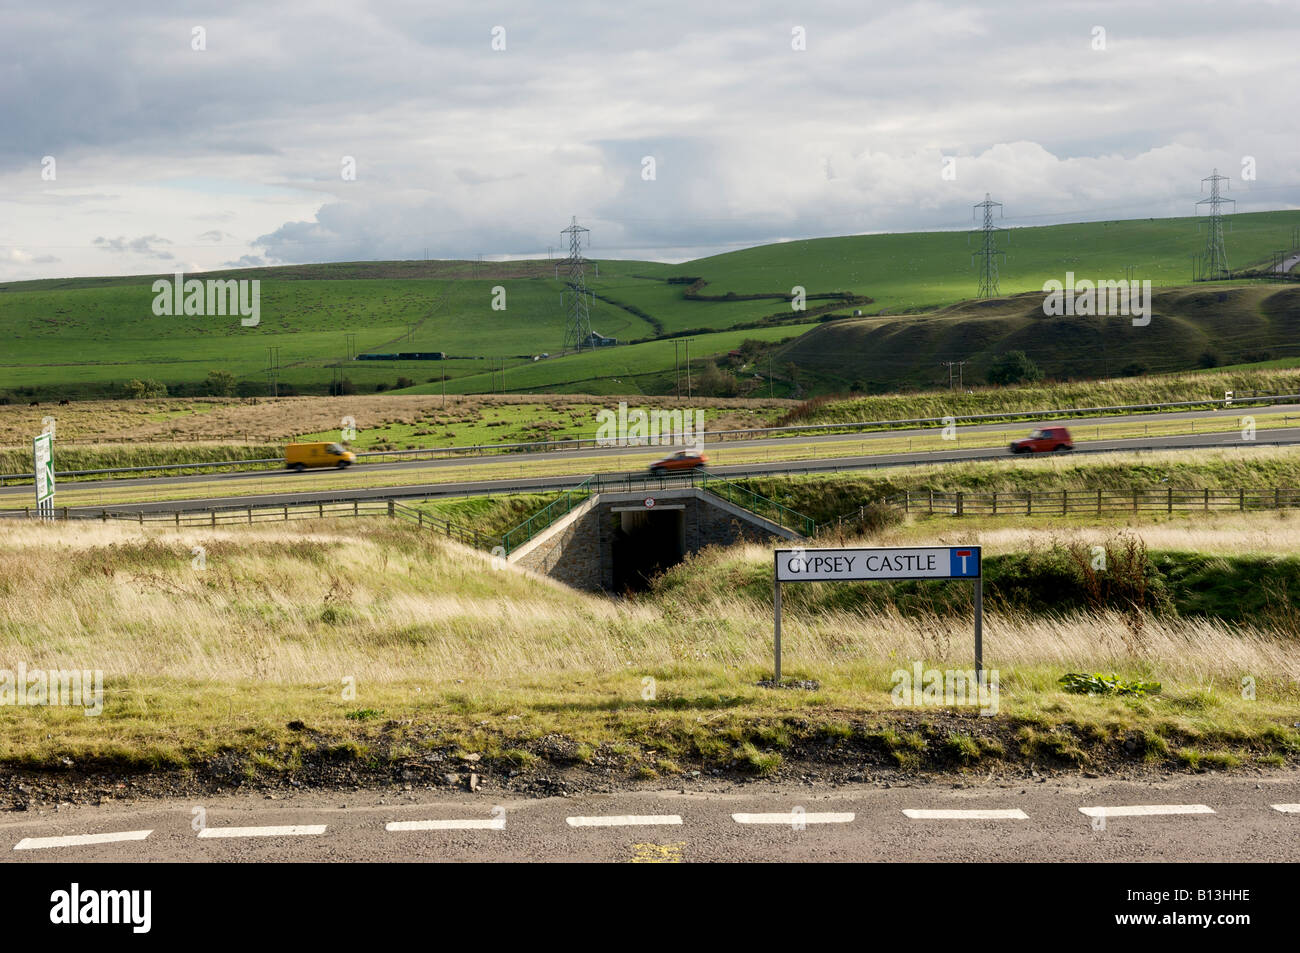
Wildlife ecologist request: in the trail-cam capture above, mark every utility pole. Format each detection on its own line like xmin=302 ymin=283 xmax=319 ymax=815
xmin=673 ymin=340 xmax=680 ymax=396
xmin=441 ymin=372 xmax=446 ymax=408
xmin=939 ymin=360 xmax=967 ymax=391
xmin=1196 ymin=168 xmax=1234 ymax=280
xmin=265 ymin=346 xmax=281 ymax=398
xmin=970 ymin=193 xmax=1006 ymax=298
xmin=560 ymin=216 xmax=594 ymax=352
xmin=684 ymin=338 xmax=692 ymax=399
xmin=345 ymin=333 xmax=356 ymax=362
xmin=769 ymin=355 xmax=774 ymax=399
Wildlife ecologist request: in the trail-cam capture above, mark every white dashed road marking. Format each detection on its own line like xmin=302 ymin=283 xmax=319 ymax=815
xmin=14 ymin=829 xmax=153 ymax=850
xmin=731 ymin=812 xmax=855 ymax=825
xmin=387 ymin=818 xmax=506 ymax=831
xmin=1271 ymin=804 xmax=1300 ymax=814
xmin=197 ymin=824 xmax=328 ymax=838
xmin=566 ymin=815 xmax=683 ymax=828
xmin=1079 ymin=804 xmax=1215 ymax=818
xmin=903 ymin=809 xmax=1029 ymax=820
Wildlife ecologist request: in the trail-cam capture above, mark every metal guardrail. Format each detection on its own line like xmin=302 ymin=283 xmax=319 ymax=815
xmin=4 ymin=391 xmax=1297 ymax=487
xmin=500 ymin=478 xmax=594 ymax=554
xmin=0 ymin=496 xmax=503 ymax=547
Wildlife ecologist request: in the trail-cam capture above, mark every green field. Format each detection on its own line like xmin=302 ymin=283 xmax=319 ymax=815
xmin=1 ymin=209 xmax=1296 ymax=400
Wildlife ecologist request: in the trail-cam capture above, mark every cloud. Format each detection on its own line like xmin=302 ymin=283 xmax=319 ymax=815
xmin=92 ymin=235 xmax=175 ymax=259
xmin=1 ymin=1 xmax=1297 ymax=279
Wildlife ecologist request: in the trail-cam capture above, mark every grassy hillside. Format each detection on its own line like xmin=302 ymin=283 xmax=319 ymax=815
xmin=778 ymin=284 xmax=1300 ymax=392
xmin=1 ymin=518 xmax=1297 ymax=777
xmin=2 ymin=209 xmax=1296 ymax=400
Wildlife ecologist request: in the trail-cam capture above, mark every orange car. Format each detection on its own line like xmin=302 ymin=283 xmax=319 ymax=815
xmin=649 ymin=449 xmax=709 ymax=474
xmin=1010 ymin=426 xmax=1074 ymax=453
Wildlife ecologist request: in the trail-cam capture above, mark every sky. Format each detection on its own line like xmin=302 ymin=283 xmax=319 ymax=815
xmin=1 ymin=0 xmax=1297 ymax=281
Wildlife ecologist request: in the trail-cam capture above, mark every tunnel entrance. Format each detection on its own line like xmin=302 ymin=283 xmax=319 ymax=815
xmin=610 ymin=507 xmax=686 ymax=593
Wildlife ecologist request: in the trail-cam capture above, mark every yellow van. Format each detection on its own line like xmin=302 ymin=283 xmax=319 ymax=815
xmin=285 ymin=442 xmax=357 ymax=472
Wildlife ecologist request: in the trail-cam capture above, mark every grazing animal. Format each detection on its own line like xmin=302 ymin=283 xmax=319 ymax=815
xmin=59 ymin=399 xmax=70 ymax=406
xmin=28 ymin=401 xmax=39 ymax=407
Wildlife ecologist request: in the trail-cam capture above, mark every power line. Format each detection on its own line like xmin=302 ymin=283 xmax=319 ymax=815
xmin=1196 ymin=168 xmax=1235 ymax=280
xmin=560 ymin=216 xmax=594 ymax=353
xmin=970 ymin=193 xmax=1006 ymax=298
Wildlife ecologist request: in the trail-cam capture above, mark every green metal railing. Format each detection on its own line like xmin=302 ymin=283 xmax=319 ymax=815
xmin=695 ymin=470 xmax=816 ymax=537
xmin=500 ymin=477 xmax=595 ymax=554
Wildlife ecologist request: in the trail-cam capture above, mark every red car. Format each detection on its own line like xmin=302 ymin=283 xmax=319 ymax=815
xmin=1010 ymin=426 xmax=1074 ymax=453
xmin=649 ymin=449 xmax=708 ymax=474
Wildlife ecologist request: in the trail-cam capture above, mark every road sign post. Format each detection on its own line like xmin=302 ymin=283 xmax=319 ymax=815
xmin=771 ymin=545 xmax=984 ymax=681
xmin=33 ymin=432 xmax=55 ymax=521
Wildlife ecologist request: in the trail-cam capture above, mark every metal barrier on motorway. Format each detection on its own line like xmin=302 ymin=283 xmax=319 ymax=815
xmin=5 ymin=391 xmax=1298 ymax=487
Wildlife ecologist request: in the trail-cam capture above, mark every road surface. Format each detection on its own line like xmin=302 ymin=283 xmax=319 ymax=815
xmin=3 ymin=771 xmax=1297 ymax=862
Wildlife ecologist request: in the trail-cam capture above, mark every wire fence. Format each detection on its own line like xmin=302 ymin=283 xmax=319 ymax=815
xmin=884 ymin=487 xmax=1300 ymax=518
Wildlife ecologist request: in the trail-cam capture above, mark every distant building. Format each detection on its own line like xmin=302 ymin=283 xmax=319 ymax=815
xmin=584 ymin=332 xmax=617 ymax=348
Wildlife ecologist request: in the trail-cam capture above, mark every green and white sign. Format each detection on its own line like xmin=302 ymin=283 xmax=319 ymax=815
xmin=34 ymin=432 xmax=54 ymax=504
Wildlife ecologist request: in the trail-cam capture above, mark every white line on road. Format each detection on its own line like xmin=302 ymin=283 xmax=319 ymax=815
xmin=903 ymin=809 xmax=1029 ymax=820
xmin=566 ymin=815 xmax=683 ymax=828
xmin=387 ymin=819 xmax=506 ymax=831
xmin=197 ymin=824 xmax=327 ymax=839
xmin=14 ymin=829 xmax=153 ymax=850
xmin=731 ymin=812 xmax=856 ymax=825
xmin=1079 ymin=805 xmax=1215 ymax=818
xmin=1271 ymin=804 xmax=1300 ymax=814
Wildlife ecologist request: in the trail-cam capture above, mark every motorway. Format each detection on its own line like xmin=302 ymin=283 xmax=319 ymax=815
xmin=2 ymin=772 xmax=1297 ymax=862
xmin=5 ymin=419 xmax=1300 ymax=516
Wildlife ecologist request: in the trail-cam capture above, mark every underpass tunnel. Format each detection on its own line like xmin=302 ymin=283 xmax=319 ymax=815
xmin=610 ymin=507 xmax=686 ymax=593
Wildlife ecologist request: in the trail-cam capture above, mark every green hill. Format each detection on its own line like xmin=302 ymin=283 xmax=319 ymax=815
xmin=778 ymin=283 xmax=1300 ymax=392
xmin=0 ymin=209 xmax=1296 ymax=400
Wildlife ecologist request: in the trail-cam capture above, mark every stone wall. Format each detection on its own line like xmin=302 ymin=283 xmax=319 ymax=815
xmin=510 ymin=489 xmax=801 ymax=592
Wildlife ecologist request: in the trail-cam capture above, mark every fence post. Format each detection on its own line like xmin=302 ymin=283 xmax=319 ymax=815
xmin=1240 ymin=488 xmax=1245 ymax=511
xmin=928 ymin=489 xmax=934 ymax=514
xmin=1096 ymin=488 xmax=1102 ymax=516
xmin=1133 ymin=491 xmax=1138 ymax=514
xmin=418 ymin=510 xmax=423 ymax=527
xmin=353 ymin=500 xmax=359 ymax=517
xmin=101 ymin=510 xmax=108 ymax=522
xmin=904 ymin=491 xmax=909 ymax=514
xmin=211 ymin=511 xmax=216 ymax=527
xmin=248 ymin=507 xmax=252 ymax=524
xmin=956 ymin=492 xmax=964 ymax=517
xmin=1276 ymin=488 xmax=1281 ymax=510
xmin=1168 ymin=488 xmax=1173 ymax=513
xmin=318 ymin=502 xmax=323 ymax=518
xmin=139 ymin=512 xmax=144 ymax=525
xmin=175 ymin=512 xmax=180 ymax=527
xmin=1204 ymin=488 xmax=1209 ymax=511
xmin=284 ymin=505 xmax=289 ymax=521
xmin=387 ymin=500 xmax=395 ymax=518
xmin=1026 ymin=491 xmax=1032 ymax=516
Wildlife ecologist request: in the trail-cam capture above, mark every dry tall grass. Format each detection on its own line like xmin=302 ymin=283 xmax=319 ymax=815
xmin=2 ymin=520 xmax=1295 ymax=687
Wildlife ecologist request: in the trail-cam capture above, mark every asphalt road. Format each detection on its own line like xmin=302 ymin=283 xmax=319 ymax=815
xmin=12 ymin=425 xmax=1300 ymax=516
xmin=3 ymin=404 xmax=1294 ymax=503
xmin=3 ymin=772 xmax=1297 ymax=862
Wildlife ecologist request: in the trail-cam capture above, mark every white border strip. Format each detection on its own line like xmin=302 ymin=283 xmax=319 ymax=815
xmin=1271 ymin=804 xmax=1300 ymax=814
xmin=566 ymin=815 xmax=683 ymax=828
xmin=197 ymin=824 xmax=327 ymax=838
xmin=1079 ymin=805 xmax=1214 ymax=818
xmin=387 ymin=819 xmax=505 ymax=831
xmin=731 ymin=812 xmax=855 ymax=825
xmin=14 ymin=829 xmax=153 ymax=850
xmin=903 ymin=809 xmax=1028 ymax=820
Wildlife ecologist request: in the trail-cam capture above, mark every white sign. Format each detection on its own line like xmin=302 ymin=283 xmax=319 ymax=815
xmin=34 ymin=432 xmax=54 ymax=504
xmin=771 ymin=545 xmax=984 ymax=683
xmin=775 ymin=546 xmax=980 ymax=582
